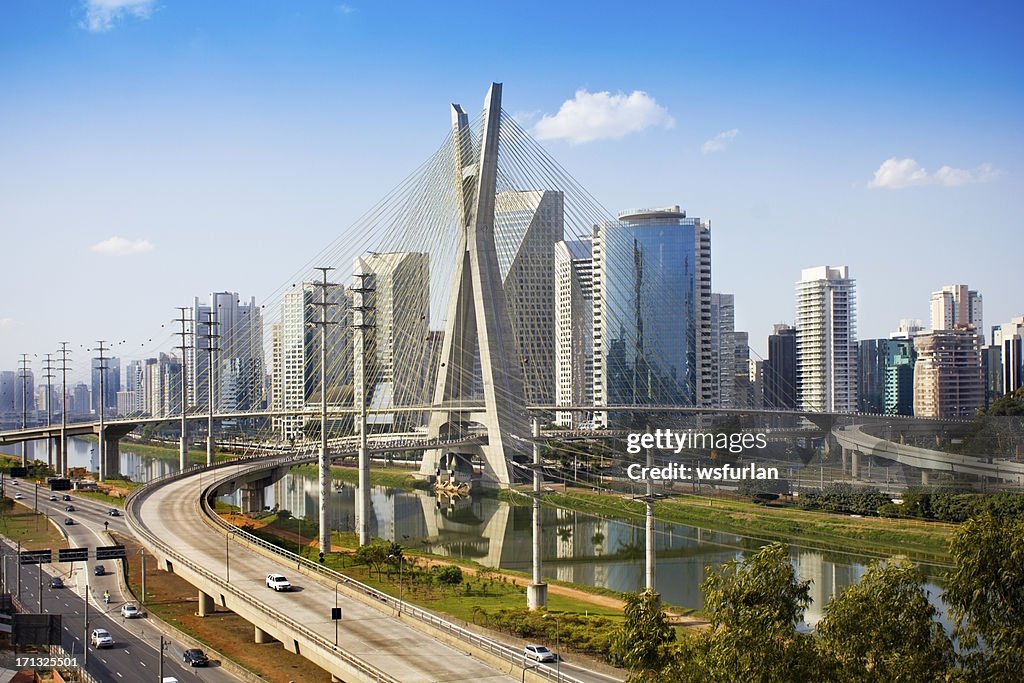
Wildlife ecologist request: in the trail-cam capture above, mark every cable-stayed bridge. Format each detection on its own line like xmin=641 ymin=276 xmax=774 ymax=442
xmin=3 ymin=83 xmax=1022 ymax=682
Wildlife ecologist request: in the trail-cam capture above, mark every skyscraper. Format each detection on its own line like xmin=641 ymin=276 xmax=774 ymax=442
xmin=592 ymin=205 xmax=712 ymax=425
xmin=764 ymin=323 xmax=797 ymax=410
xmin=930 ymin=284 xmax=983 ymax=342
xmin=190 ymin=292 xmax=264 ymax=413
xmin=90 ymin=357 xmax=119 ymax=415
xmin=272 ymin=282 xmax=352 ymax=440
xmin=883 ymin=338 xmax=916 ymax=416
xmin=993 ymin=315 xmax=1024 ymax=396
xmin=354 ymin=252 xmax=430 ymax=430
xmin=554 ymin=239 xmax=594 ymax=427
xmin=710 ymin=293 xmax=736 ymax=408
xmin=494 ymin=190 xmax=564 ymax=406
xmin=913 ymin=326 xmax=984 ymax=418
xmin=795 ymin=266 xmax=857 ymax=413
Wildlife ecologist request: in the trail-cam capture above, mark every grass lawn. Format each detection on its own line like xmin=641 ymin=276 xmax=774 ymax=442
xmin=0 ymin=501 xmax=70 ymax=550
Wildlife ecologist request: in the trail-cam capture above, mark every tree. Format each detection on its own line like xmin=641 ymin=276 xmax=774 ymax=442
xmin=353 ymin=539 xmax=392 ymax=580
xmin=608 ymin=589 xmax=676 ymax=682
xmin=674 ymin=542 xmax=822 ymax=682
xmin=435 ymin=565 xmax=463 ymax=589
xmin=944 ymin=513 xmax=1024 ymax=679
xmin=816 ymin=559 xmax=954 ymax=682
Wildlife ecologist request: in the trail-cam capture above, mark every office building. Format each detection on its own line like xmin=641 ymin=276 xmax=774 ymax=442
xmin=795 ymin=266 xmax=857 ymax=413
xmin=858 ymin=340 xmax=885 ymax=413
xmin=90 ymin=356 xmax=120 ymax=416
xmin=764 ymin=324 xmax=797 ymax=410
xmin=891 ymin=319 xmax=925 ymax=339
xmin=930 ymin=285 xmax=983 ymax=342
xmin=189 ymin=292 xmax=264 ymax=414
xmin=883 ymin=338 xmax=916 ymax=416
xmin=993 ymin=315 xmax=1024 ymax=396
xmin=554 ymin=239 xmax=594 ymax=427
xmin=592 ymin=206 xmax=712 ymax=425
xmin=353 ymin=252 xmax=430 ymax=430
xmin=494 ymin=190 xmax=564 ymax=406
xmin=913 ymin=326 xmax=984 ymax=418
xmin=710 ymin=293 xmax=736 ymax=408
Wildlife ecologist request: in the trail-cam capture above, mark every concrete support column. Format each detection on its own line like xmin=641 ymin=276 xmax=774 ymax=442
xmin=921 ymin=470 xmax=930 ymax=486
xmin=850 ymin=450 xmax=861 ymax=479
xmin=103 ymin=434 xmax=120 ymax=479
xmin=197 ymin=590 xmax=214 ymax=616
xmin=841 ymin=447 xmax=848 ymax=475
xmin=254 ymin=625 xmax=272 ymax=644
xmin=239 ymin=484 xmax=265 ymax=514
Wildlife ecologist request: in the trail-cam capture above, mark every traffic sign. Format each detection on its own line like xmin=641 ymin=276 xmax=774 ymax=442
xmin=95 ymin=545 xmax=126 ymax=560
xmin=57 ymin=548 xmax=89 ymax=563
xmin=19 ymin=549 xmax=52 ymax=565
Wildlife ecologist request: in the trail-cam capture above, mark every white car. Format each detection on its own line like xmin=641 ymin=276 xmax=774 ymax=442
xmin=14 ymin=493 xmax=23 ymax=500
xmin=524 ymin=644 xmax=556 ymax=662
xmin=266 ymin=574 xmax=291 ymax=591
xmin=91 ymin=628 xmax=113 ymax=648
xmin=120 ymin=603 xmax=140 ymax=618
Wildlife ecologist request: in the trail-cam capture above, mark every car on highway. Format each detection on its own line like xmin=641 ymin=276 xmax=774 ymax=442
xmin=182 ymin=648 xmax=209 ymax=667
xmin=90 ymin=628 xmax=113 ymax=648
xmin=62 ymin=494 xmax=71 ymax=501
xmin=266 ymin=574 xmax=291 ymax=591
xmin=94 ymin=565 xmax=105 ymax=576
xmin=108 ymin=508 xmax=121 ymax=516
xmin=524 ymin=644 xmax=556 ymax=662
xmin=14 ymin=493 xmax=23 ymax=500
xmin=65 ymin=504 xmax=75 ymax=512
xmin=49 ymin=577 xmax=64 ymax=589
xmin=64 ymin=518 xmax=74 ymax=526
xmin=49 ymin=494 xmax=57 ymax=501
xmin=120 ymin=603 xmax=140 ymax=619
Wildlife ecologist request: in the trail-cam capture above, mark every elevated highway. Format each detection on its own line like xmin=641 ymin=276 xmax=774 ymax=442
xmin=125 ymin=454 xmax=584 ymax=683
xmin=833 ymin=423 xmax=1024 ymax=484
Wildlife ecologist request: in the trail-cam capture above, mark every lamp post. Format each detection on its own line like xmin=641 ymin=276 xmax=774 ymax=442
xmin=542 ymin=613 xmax=561 ymax=681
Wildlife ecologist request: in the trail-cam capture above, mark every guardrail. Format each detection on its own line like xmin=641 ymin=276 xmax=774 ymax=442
xmin=125 ymin=457 xmax=402 ymax=683
xmin=127 ymin=452 xmax=587 ymax=683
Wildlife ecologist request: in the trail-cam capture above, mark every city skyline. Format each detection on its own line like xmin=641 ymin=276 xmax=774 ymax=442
xmin=2 ymin=1 xmax=1023 ymax=373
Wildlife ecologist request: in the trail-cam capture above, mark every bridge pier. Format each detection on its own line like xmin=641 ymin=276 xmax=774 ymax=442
xmin=197 ymin=590 xmax=215 ymax=616
xmin=239 ymin=483 xmax=265 ymax=514
xmin=850 ymin=450 xmax=861 ymax=479
xmin=921 ymin=470 xmax=930 ymax=486
xmin=254 ymin=625 xmax=273 ymax=644
xmin=841 ymin=448 xmax=848 ymax=476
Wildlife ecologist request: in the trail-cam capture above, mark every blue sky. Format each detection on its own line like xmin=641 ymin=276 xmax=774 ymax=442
xmin=1 ymin=0 xmax=1022 ymax=379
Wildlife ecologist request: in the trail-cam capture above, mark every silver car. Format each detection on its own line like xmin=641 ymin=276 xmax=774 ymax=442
xmin=524 ymin=644 xmax=555 ymax=662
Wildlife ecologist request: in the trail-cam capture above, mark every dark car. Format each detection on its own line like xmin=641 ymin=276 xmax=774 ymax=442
xmin=183 ymin=648 xmax=209 ymax=667
xmin=63 ymin=518 xmax=74 ymax=526
xmin=94 ymin=565 xmax=105 ymax=576
xmin=62 ymin=494 xmax=71 ymax=501
xmin=49 ymin=577 xmax=64 ymax=589
xmin=107 ymin=508 xmax=121 ymax=516
xmin=65 ymin=504 xmax=75 ymax=512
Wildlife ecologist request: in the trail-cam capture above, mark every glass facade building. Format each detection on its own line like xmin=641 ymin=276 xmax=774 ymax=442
xmin=592 ymin=206 xmax=711 ymax=425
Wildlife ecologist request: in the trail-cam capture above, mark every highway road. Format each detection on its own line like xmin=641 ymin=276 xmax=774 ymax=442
xmin=5 ymin=484 xmax=239 ymax=683
xmin=134 ymin=462 xmax=525 ymax=682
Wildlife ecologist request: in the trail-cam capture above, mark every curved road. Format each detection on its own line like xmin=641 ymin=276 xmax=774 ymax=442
xmin=131 ymin=461 xmax=525 ymax=683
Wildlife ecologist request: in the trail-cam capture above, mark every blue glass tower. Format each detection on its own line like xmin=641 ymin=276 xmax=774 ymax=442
xmin=592 ymin=206 xmax=711 ymax=424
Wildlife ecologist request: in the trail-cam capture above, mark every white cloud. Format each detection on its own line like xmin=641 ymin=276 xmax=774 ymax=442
xmin=868 ymin=158 xmax=1000 ymax=189
xmin=90 ymin=236 xmax=155 ymax=255
xmin=81 ymin=0 xmax=156 ymax=33
xmin=701 ymin=128 xmax=740 ymax=154
xmin=532 ymin=89 xmax=675 ymax=144
xmin=0 ymin=318 xmax=21 ymax=330
xmin=336 ymin=3 xmax=356 ymax=15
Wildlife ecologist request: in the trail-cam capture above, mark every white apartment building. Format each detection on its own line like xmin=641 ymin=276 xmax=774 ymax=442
xmin=554 ymin=239 xmax=593 ymax=427
xmin=795 ymin=265 xmax=857 ymax=413
xmin=930 ymin=284 xmax=983 ymax=341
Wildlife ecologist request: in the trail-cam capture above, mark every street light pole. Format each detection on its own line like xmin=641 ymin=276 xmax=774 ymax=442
xmin=18 ymin=354 xmax=30 ymax=467
xmin=43 ymin=353 xmax=55 ymax=470
xmin=94 ymin=341 xmax=109 ymax=481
